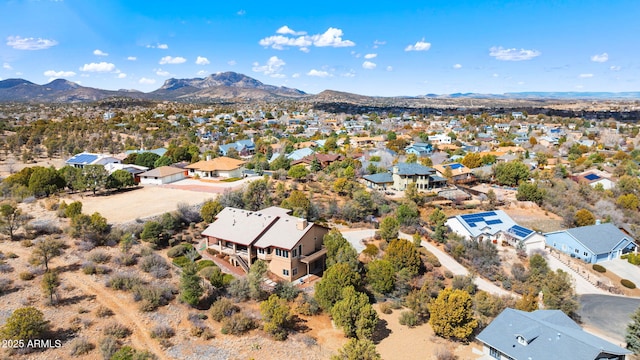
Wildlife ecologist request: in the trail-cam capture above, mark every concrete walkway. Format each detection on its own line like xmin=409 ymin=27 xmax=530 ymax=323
xmin=398 ymin=232 xmax=514 ymax=297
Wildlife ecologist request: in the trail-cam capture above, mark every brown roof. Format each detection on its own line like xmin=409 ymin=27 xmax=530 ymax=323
xmin=139 ymin=166 xmax=185 ymax=178
xmin=291 ymin=153 xmax=344 ymax=166
xmin=185 ymin=157 xmax=246 ymax=171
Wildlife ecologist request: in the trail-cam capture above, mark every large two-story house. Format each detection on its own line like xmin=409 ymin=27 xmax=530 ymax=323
xmin=202 ymin=206 xmax=329 ymax=282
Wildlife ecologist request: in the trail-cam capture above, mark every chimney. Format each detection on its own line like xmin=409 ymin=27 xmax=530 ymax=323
xmin=296 ymin=219 xmax=308 ymax=230
xmin=595 ymin=219 xmax=601 ymax=225
xmin=206 ymin=154 xmax=212 ymax=161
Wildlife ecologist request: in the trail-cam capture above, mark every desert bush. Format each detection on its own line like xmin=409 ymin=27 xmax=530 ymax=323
xmin=139 ymin=254 xmax=170 ymax=278
xmin=421 ymin=249 xmax=441 ymax=267
xmin=379 ymin=302 xmax=392 ymax=314
xmin=626 ymin=253 xmax=640 ymax=265
xmin=99 ymin=336 xmax=120 ymax=360
xmin=172 ymin=256 xmax=191 ymax=268
xmin=26 ymin=221 xmax=62 ymax=236
xmin=167 ymin=243 xmax=194 ymax=258
xmin=140 ymin=246 xmax=155 ymax=257
xmin=132 ymin=284 xmax=175 ymax=312
xmin=95 ymin=305 xmax=114 ymax=318
xmin=150 ymin=324 xmax=175 ymax=339
xmin=211 ymin=298 xmax=240 ymax=322
xmin=69 ymin=337 xmax=94 ymax=356
xmin=399 ymin=310 xmax=419 ymax=327
xmin=20 ymin=239 xmax=33 ymax=248
xmin=0 ymin=278 xmax=13 ymax=294
xmin=228 ymin=278 xmax=250 ymax=301
xmin=103 ymin=322 xmax=132 ymax=339
xmin=114 ymin=253 xmax=137 ymax=267
xmin=76 ymin=241 xmax=95 ymax=252
xmin=6 ymin=252 xmax=18 ymax=259
xmin=273 ymin=281 xmax=300 ymax=301
xmin=0 ymin=262 xmax=14 ymax=273
xmin=196 ymin=260 xmax=215 ymax=271
xmin=433 ymin=346 xmax=457 ymax=360
xmin=622 ymin=279 xmax=636 ymax=289
xmin=443 ymin=270 xmax=453 ymax=279
xmin=82 ymin=262 xmax=110 ymax=275
xmin=106 ymin=273 xmax=144 ymax=291
xmin=19 ymin=271 xmax=35 ymax=281
xmin=87 ymin=250 xmax=111 ymax=264
xmin=221 ymin=312 xmax=256 ymax=335
xmin=294 ymin=293 xmax=320 ymax=316
xmin=592 ymin=264 xmax=606 ymax=273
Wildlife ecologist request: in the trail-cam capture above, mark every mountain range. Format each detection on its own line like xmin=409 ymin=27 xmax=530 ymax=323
xmin=0 ymin=72 xmax=639 ymax=103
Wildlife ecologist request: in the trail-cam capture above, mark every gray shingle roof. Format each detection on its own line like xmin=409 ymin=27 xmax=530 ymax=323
xmin=563 ymin=223 xmax=635 ymax=255
xmin=363 ymin=172 xmax=394 ymax=184
xmin=476 ymin=308 xmax=631 ymax=360
xmin=393 ymin=162 xmax=435 ymax=176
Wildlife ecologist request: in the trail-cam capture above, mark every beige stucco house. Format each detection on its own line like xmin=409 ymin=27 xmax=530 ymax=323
xmin=185 ymin=157 xmax=246 ymax=178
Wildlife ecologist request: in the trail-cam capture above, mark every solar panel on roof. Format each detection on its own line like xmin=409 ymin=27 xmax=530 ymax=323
xmin=468 ymin=223 xmax=476 ymax=227
xmin=486 ymin=219 xmax=503 ymax=225
xmin=449 ymin=163 xmax=463 ymax=170
xmin=509 ymin=225 xmax=533 ymax=238
xmin=584 ymin=173 xmax=601 ymax=181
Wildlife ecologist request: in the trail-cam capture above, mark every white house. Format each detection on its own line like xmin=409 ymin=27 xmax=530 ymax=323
xmin=446 ymin=210 xmax=545 ymax=254
xmin=138 ymin=166 xmax=186 ymax=185
xmin=427 ymin=134 xmax=452 ymax=144
xmin=185 ymin=157 xmax=246 ymax=179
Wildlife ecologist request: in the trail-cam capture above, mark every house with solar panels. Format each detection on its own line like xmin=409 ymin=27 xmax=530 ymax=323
xmin=572 ymin=169 xmax=615 ymax=190
xmin=433 ymin=162 xmax=475 ymax=183
xmin=544 ymin=223 xmax=636 ymax=263
xmin=65 ymin=152 xmax=121 ymax=169
xmin=445 ymin=210 xmax=545 ymax=254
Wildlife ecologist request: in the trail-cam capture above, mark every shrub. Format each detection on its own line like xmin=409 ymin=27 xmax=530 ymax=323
xmin=103 ymin=322 xmax=132 ymax=339
xmin=99 ymin=336 xmax=120 ymax=360
xmin=114 ymin=253 xmax=137 ymax=266
xmin=221 ymin=312 xmax=256 ymax=335
xmin=433 ymin=346 xmax=457 ymax=360
xmin=106 ymin=273 xmax=144 ymax=291
xmin=399 ymin=310 xmax=419 ymax=327
xmin=87 ymin=250 xmax=111 ymax=264
xmin=20 ymin=239 xmax=33 ymax=248
xmin=196 ymin=260 xmax=216 ymax=271
xmin=167 ymin=243 xmax=192 ymax=258
xmin=294 ymin=293 xmax=320 ymax=316
xmin=211 ymin=298 xmax=240 ymax=322
xmin=140 ymin=254 xmax=170 ymax=278
xmin=379 ymin=302 xmax=392 ymax=314
xmin=150 ymin=325 xmax=175 ymax=339
xmin=172 ymin=256 xmax=191 ymax=268
xmin=69 ymin=337 xmax=94 ymax=356
xmin=592 ymin=264 xmax=606 ymax=273
xmin=132 ymin=285 xmax=175 ymax=312
xmin=0 ymin=278 xmax=14 ymax=294
xmin=622 ymin=279 xmax=637 ymax=289
xmin=96 ymin=306 xmax=114 ymax=318
xmin=626 ymin=253 xmax=640 ymax=265
xmin=273 ymin=281 xmax=300 ymax=301
xmin=19 ymin=271 xmax=35 ymax=281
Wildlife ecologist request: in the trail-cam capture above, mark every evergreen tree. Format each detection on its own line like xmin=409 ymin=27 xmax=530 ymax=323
xmin=180 ymin=263 xmax=203 ymax=307
xmin=331 ymin=286 xmax=378 ymax=339
xmin=626 ymin=306 xmax=640 ymax=354
xmin=429 ymin=288 xmax=478 ymax=341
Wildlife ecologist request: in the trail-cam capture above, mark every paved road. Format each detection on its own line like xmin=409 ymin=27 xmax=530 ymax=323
xmin=544 ymin=251 xmax=608 ymax=295
xmin=579 ymin=294 xmax=640 ymax=345
xmin=340 ymin=229 xmax=374 ymax=253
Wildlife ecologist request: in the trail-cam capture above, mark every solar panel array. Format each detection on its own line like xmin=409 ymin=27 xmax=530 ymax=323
xmin=584 ymin=173 xmax=601 ymax=181
xmin=460 ymin=211 xmax=498 ymax=227
xmin=509 ymin=225 xmax=533 ymax=238
xmin=485 ymin=219 xmax=503 ymax=225
xmin=448 ymin=163 xmax=463 ymax=170
xmin=68 ymin=153 xmax=98 ymax=164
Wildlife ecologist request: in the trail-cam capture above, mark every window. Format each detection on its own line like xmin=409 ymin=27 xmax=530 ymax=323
xmin=575 ymin=249 xmax=579 ymax=254
xmin=584 ymin=252 xmax=588 ymax=256
xmin=275 ymin=249 xmax=289 ymax=258
xmin=298 ymin=244 xmax=302 ymax=257
xmin=489 ymin=347 xmax=500 ymax=359
xmin=292 ymin=249 xmax=297 ymax=258
xmin=258 ymin=248 xmax=265 ymax=254
xmin=282 ymin=269 xmax=289 ymax=276
xmin=293 ymin=268 xmax=298 ymax=276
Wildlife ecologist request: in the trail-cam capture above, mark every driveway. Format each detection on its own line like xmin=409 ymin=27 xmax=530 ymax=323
xmin=600 ymin=258 xmax=640 ymax=286
xmin=579 ymin=294 xmax=640 ymax=344
xmin=544 ymin=251 xmax=608 ymax=295
xmin=340 ymin=229 xmax=375 ymax=253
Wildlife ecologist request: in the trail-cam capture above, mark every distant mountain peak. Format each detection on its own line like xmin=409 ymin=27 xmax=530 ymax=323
xmin=44 ymin=79 xmax=80 ymax=91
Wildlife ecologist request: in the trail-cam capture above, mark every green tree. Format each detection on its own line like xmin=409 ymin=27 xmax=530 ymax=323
xmin=365 ymin=259 xmax=395 ymax=294
xmin=617 ymin=175 xmax=640 ymax=195
xmin=153 ymin=156 xmax=173 ymax=168
xmin=270 ymin=155 xmax=291 ymax=171
xmin=516 ymin=182 xmax=545 ymax=205
xmin=396 ymin=201 xmax=419 ymax=226
xmin=331 ymin=338 xmax=381 ymax=360
xmin=64 ymin=201 xmax=83 ymax=218
xmin=384 ymin=238 xmax=421 ymax=276
xmin=242 ymin=179 xmax=270 ymax=211
xmin=106 ymin=169 xmax=135 ymax=190
xmin=201 ymin=199 xmax=223 ymax=223
xmin=0 ymin=307 xmax=49 ymax=341
xmin=30 ymin=237 xmax=65 ymax=271
xmin=315 ymin=263 xmax=361 ymax=311
xmin=140 ymin=221 xmax=165 ymax=246
xmin=28 ymin=166 xmax=64 ymax=197
xmin=288 ymin=165 xmax=309 ymax=181
xmin=248 ymin=260 xmax=268 ymax=300
xmin=280 ymin=190 xmax=311 ymax=219
xmin=260 ymin=294 xmax=293 ymax=340
xmin=323 ymin=230 xmax=359 ymax=271
xmin=180 ymin=263 xmax=203 ymax=306
xmin=617 ymin=193 xmax=640 ymax=210
xmin=574 ymin=209 xmax=596 ymax=227
xmin=542 ymin=270 xmax=579 ymax=319
xmin=406 ymin=153 xmax=418 ymax=164
xmin=58 ymin=165 xmax=84 ymax=192
xmin=0 ymin=202 xmax=29 ymax=241
xmin=41 ymin=271 xmax=60 ymax=305
xmin=420 ymin=157 xmax=433 ymax=167
xmin=82 ymin=164 xmax=108 ymax=195
xmin=494 ymin=161 xmax=530 ymax=186
xmin=626 ymin=306 xmax=640 ymax=354
xmin=428 ymin=208 xmax=447 ymax=229
xmin=331 ymin=286 xmax=378 ymax=339
xmin=378 ymin=216 xmax=399 ymax=241
xmin=134 ymin=152 xmax=160 ymax=169
xmin=461 ymin=153 xmax=482 ymax=169
xmin=429 ymin=288 xmax=478 ymax=341
xmin=324 ymin=137 xmax=338 ymax=151
xmin=404 ymin=288 xmax=431 ymax=321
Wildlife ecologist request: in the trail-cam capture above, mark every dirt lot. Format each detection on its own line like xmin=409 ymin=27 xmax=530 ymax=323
xmin=60 ymin=186 xmax=216 ymax=224
xmin=502 ymin=202 xmax=564 ymax=233
xmin=0 ymin=155 xmax=66 ymax=178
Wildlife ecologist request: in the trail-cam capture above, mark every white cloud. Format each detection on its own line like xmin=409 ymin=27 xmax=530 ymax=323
xmin=155 ymin=69 xmax=170 ymax=76
xmin=386 ymin=66 xmax=393 ymax=72
xmin=237 ymin=9 xmax=246 ymax=16
xmin=489 ymin=46 xmax=540 ymax=61
xmin=341 ymin=70 xmax=356 ymax=77
xmin=362 ymin=61 xmax=376 ymax=70
xmin=364 ymin=53 xmax=377 ymax=59
xmin=276 ymin=26 xmax=306 ymax=36
xmin=79 ymin=62 xmax=116 ymax=72
xmin=307 ymin=69 xmax=331 ymax=77
xmin=492 ymin=73 xmax=499 ymax=77
xmin=93 ymin=49 xmax=108 ymax=57
xmin=351 ymin=51 xmax=361 ymax=58
xmin=2 ymin=63 xmax=12 ymax=70
xmin=590 ymin=53 xmax=608 ymax=63
xmin=259 ymin=27 xmax=354 ymax=51
xmin=6 ymin=35 xmax=58 ymax=50
xmin=127 ymin=56 xmax=137 ymax=61
xmin=195 ymin=56 xmax=210 ymax=65
xmin=610 ymin=65 xmax=621 ymax=71
xmin=453 ymin=63 xmax=462 ymax=69
xmin=292 ymin=73 xmax=300 ymax=78
xmin=373 ymin=40 xmax=386 ymax=49
xmin=252 ymin=56 xmax=286 ymax=77
xmin=227 ymin=60 xmax=237 ymax=66
xmin=139 ymin=77 xmax=156 ymax=85
xmin=117 ymin=73 xmax=127 ymax=79
xmin=44 ymin=70 xmax=76 ymax=77
xmin=157 ymin=44 xmax=168 ymax=49
xmin=159 ymin=56 xmax=186 ymax=64
xmin=197 ymin=70 xmax=208 ymax=76
xmin=405 ymin=39 xmax=431 ymax=52
xmin=579 ymin=73 xmax=594 ymax=78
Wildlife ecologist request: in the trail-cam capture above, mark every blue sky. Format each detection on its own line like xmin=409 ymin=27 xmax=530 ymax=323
xmin=1 ymin=0 xmax=639 ymax=96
